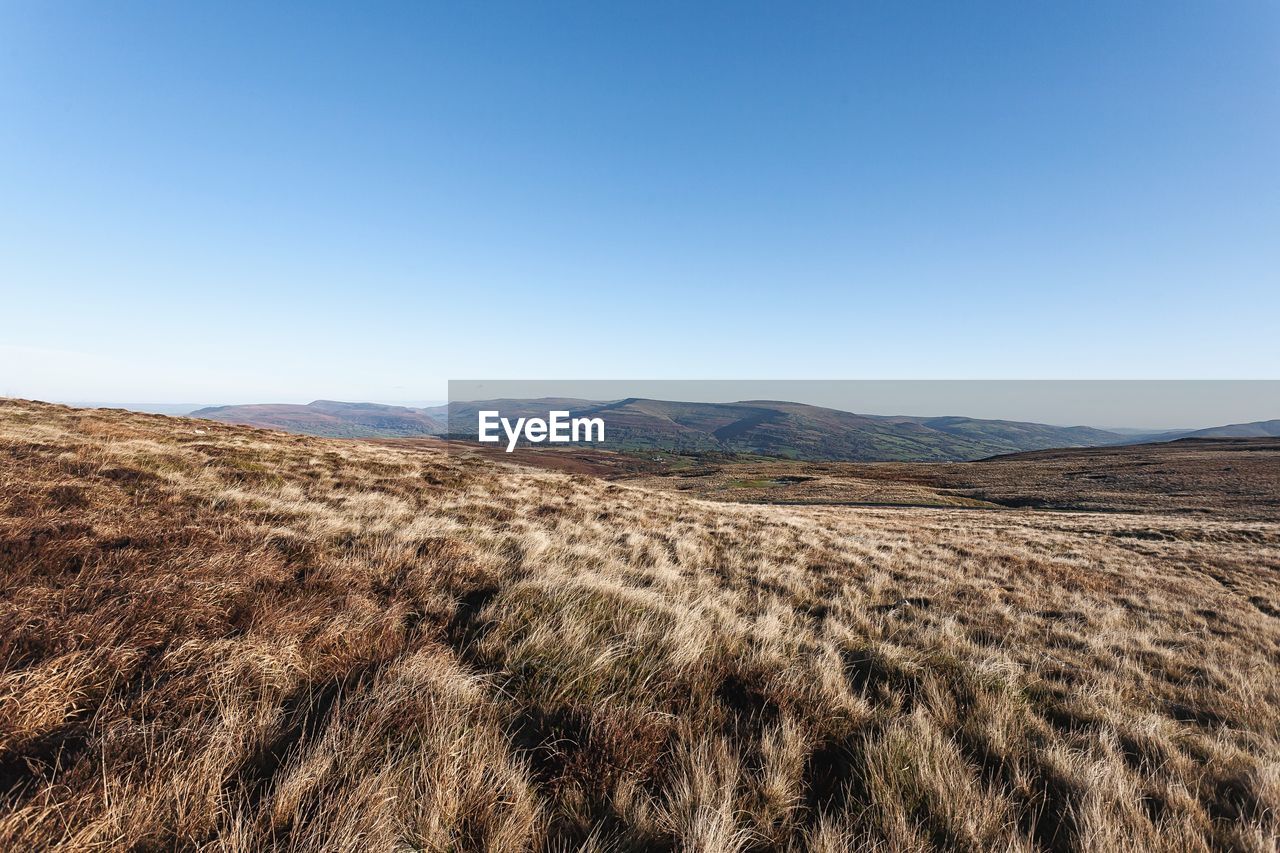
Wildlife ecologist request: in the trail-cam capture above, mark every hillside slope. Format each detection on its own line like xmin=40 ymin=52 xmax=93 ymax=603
xmin=193 ymin=399 xmax=445 ymax=438
xmin=196 ymin=397 xmax=1124 ymax=460
xmin=1180 ymin=419 xmax=1280 ymax=439
xmin=1121 ymin=419 xmax=1280 ymax=445
xmin=844 ymin=437 xmax=1280 ymax=518
xmin=1 ymin=400 xmax=1277 ymax=850
xmin=616 ymin=436 xmax=1280 ymax=519
xmin=455 ymin=397 xmax=1125 ymax=461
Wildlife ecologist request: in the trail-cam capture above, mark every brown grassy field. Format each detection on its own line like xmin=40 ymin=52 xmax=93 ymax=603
xmin=615 ymin=440 xmax=1280 ymax=520
xmin=1 ymin=399 xmax=1278 ymax=851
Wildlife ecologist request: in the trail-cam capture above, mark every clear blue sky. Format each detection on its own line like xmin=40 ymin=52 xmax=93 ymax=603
xmin=2 ymin=1 xmax=1277 ymax=403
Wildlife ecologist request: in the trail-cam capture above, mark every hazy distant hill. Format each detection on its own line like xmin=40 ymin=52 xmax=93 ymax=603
xmin=1121 ymin=419 xmax=1280 ymax=444
xmin=70 ymin=402 xmax=207 ymax=416
xmin=192 ymin=400 xmax=445 ymax=438
xmin=1177 ymin=419 xmax=1280 ymax=439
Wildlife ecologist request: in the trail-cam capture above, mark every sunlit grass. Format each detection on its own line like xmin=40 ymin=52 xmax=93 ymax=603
xmin=1 ymin=399 xmax=1277 ymax=850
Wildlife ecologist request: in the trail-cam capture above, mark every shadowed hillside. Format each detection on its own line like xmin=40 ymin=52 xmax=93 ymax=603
xmin=1 ymin=400 xmax=1278 ymax=851
xmin=454 ymin=398 xmax=1126 ymax=461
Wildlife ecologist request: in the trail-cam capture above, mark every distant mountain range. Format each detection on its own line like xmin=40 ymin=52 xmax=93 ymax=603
xmin=456 ymin=398 xmax=1123 ymax=461
xmin=190 ymin=398 xmax=1280 ymax=462
xmin=192 ymin=400 xmax=445 ymax=439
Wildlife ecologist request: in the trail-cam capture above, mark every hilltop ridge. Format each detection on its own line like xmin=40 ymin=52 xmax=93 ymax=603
xmin=199 ymin=396 xmax=1130 ymax=461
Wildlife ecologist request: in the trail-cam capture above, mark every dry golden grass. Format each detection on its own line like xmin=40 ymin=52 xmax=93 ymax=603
xmin=619 ymin=458 xmax=1000 ymax=509
xmin=1 ymin=399 xmax=1277 ymax=851
xmin=615 ymin=441 xmax=1280 ymax=519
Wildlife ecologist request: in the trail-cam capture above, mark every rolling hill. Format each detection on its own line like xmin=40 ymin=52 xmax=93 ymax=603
xmin=448 ymin=397 xmax=1125 ymax=461
xmin=192 ymin=397 xmax=1279 ymax=463
xmin=192 ymin=400 xmax=445 ymax=438
xmin=1114 ymin=419 xmax=1280 ymax=445
xmin=1166 ymin=419 xmax=1280 ymax=440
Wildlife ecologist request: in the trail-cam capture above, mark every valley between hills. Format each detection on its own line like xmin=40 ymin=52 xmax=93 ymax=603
xmin=189 ymin=397 xmax=1280 ymax=462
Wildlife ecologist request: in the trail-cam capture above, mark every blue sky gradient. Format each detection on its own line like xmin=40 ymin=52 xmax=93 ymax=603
xmin=2 ymin=1 xmax=1278 ymax=403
